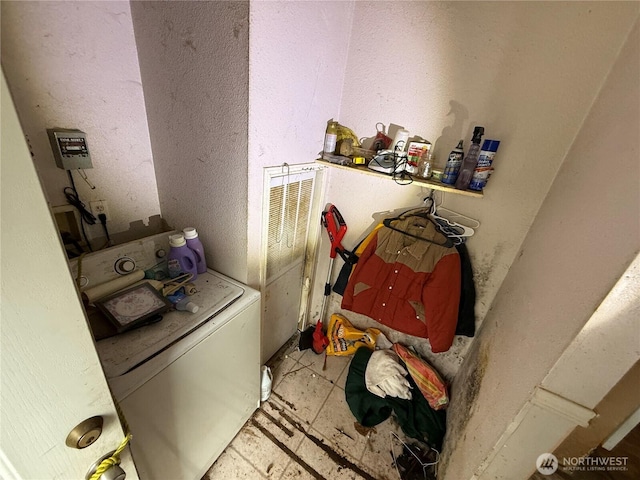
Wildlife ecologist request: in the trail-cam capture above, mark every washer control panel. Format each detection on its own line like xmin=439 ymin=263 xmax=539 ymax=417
xmin=69 ymin=231 xmax=174 ymax=290
xmin=114 ymin=257 xmax=136 ymax=275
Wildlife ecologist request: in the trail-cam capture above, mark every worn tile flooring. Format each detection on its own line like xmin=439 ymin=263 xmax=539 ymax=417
xmin=202 ymin=344 xmax=418 ymax=480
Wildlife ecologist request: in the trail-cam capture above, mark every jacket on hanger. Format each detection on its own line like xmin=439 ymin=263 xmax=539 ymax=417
xmin=341 ymin=214 xmax=461 ymax=353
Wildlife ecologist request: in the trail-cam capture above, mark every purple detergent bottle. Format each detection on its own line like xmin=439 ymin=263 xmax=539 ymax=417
xmin=183 ymin=227 xmax=207 ymax=274
xmin=168 ymin=233 xmax=198 ymax=280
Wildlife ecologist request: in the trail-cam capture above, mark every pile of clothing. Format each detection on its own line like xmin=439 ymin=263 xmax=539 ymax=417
xmin=345 ymin=345 xmax=448 ymax=450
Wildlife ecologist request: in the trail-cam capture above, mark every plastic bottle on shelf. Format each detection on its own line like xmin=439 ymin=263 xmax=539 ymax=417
xmin=441 ymin=140 xmax=464 ymax=185
xmin=469 ymin=140 xmax=501 ymax=191
xmin=390 ymin=129 xmax=410 ymax=153
xmin=455 ymin=127 xmax=485 ymax=190
xmin=323 ymin=120 xmax=338 ymax=155
xmin=167 ymin=233 xmax=198 ymax=280
xmin=167 ymin=290 xmax=199 ymax=313
xmin=183 ymin=227 xmax=207 ymax=274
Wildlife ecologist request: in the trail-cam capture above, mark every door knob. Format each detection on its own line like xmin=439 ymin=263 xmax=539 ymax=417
xmin=66 ymin=416 xmax=103 ymax=449
xmin=86 ymin=450 xmax=126 ymax=480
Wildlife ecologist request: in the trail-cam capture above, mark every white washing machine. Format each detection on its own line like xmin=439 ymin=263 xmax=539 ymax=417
xmin=71 ymin=232 xmax=260 ymax=480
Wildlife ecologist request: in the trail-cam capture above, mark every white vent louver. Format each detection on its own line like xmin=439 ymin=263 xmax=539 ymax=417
xmin=266 ymin=169 xmax=316 ymax=282
xmin=260 ymin=164 xmax=325 ymax=362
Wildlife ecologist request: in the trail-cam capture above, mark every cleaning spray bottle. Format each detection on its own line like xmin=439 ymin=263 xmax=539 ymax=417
xmin=469 ymin=140 xmax=501 ymax=191
xmin=441 ymin=140 xmax=464 ymax=185
xmin=455 ymin=126 xmax=484 ymax=190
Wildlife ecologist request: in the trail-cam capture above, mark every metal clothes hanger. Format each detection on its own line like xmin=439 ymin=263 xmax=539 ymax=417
xmin=423 ymin=194 xmax=476 ymax=245
xmin=431 ymin=192 xmax=480 ymax=229
xmin=382 ymin=209 xmax=454 ymax=248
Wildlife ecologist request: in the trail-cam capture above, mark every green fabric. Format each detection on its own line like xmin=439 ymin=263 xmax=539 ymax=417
xmin=345 ymin=347 xmax=446 ymax=449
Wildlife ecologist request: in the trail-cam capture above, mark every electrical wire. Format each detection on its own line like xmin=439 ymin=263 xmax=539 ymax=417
xmin=65 ymin=170 xmax=95 ymax=252
xmin=391 ymin=142 xmax=413 ymax=186
xmin=98 ymin=213 xmax=111 ymax=248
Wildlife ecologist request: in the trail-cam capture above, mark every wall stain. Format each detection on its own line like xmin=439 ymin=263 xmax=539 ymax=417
xmin=183 ymin=38 xmax=196 ymax=52
xmin=438 ymin=338 xmax=491 ymax=476
xmin=106 ymin=11 xmax=127 ymax=24
xmin=160 ymin=20 xmax=174 ymax=50
xmin=473 ymin=241 xmax=505 ymax=300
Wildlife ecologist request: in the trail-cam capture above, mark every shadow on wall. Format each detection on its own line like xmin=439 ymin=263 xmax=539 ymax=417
xmin=439 ymin=336 xmax=491 ymax=475
xmin=433 ymin=100 xmax=469 ymax=162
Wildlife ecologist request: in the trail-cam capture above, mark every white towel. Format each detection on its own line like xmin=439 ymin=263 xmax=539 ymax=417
xmin=365 ymin=349 xmax=412 ymax=400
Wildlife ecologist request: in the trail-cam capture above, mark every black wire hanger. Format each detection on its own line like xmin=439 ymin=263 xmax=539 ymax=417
xmin=382 ymin=210 xmax=454 ymax=248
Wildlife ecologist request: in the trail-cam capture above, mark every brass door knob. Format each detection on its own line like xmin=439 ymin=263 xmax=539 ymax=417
xmin=65 ymin=416 xmax=103 ymax=449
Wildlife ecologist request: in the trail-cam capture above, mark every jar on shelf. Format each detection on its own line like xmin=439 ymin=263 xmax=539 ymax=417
xmin=417 ymin=151 xmax=433 ymax=179
xmin=323 ymin=121 xmax=339 ymax=155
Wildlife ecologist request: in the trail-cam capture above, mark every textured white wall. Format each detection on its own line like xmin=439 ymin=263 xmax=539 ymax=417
xmin=248 ymin=1 xmax=638 ymax=378
xmin=340 ymin=1 xmax=638 ymax=326
xmin=441 ymin=17 xmax=640 ymax=478
xmin=247 ymin=0 xmax=356 ymax=287
xmin=130 ymin=1 xmax=250 ymax=283
xmin=1 ymin=1 xmax=160 ymax=237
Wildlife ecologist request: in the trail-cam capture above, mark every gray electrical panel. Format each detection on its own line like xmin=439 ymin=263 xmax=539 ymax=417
xmin=47 ymin=128 xmax=93 ymax=170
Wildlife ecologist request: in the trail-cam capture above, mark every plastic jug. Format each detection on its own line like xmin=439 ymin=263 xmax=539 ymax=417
xmin=168 ymin=234 xmax=198 ymax=280
xmin=260 ymin=365 xmax=273 ymax=402
xmin=183 ymin=227 xmax=207 ymax=274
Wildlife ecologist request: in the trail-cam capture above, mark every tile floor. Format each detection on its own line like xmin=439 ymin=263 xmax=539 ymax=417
xmin=202 ymin=343 xmax=424 ymax=480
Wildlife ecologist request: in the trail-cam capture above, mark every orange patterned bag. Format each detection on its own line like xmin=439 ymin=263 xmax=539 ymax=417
xmin=393 ymin=343 xmax=449 ymax=410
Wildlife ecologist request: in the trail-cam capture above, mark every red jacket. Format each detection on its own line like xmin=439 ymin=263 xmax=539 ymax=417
xmin=341 ymin=215 xmax=461 ymax=353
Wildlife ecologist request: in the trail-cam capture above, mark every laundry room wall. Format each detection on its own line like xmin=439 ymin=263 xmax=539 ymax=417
xmin=247 ymin=0 xmax=638 ymax=374
xmin=130 ymin=1 xmax=250 ymax=283
xmin=246 ymin=0 xmax=357 ymax=289
xmin=336 ymin=1 xmax=638 ymax=328
xmin=440 ymin=17 xmax=639 ymax=477
xmin=0 ymin=1 xmax=161 ymax=239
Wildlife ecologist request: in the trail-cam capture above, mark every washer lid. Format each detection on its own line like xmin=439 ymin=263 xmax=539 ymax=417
xmin=96 ymin=271 xmax=243 ymax=378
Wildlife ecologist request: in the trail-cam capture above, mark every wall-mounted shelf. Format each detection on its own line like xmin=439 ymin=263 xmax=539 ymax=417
xmin=315 ymin=159 xmax=483 ymax=198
